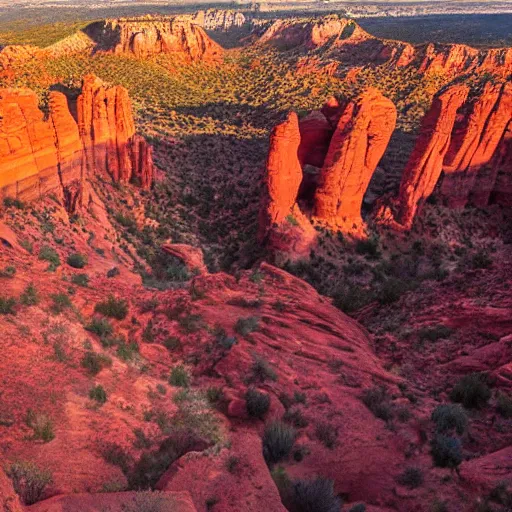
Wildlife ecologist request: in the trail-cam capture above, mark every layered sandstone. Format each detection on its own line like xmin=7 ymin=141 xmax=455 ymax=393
xmin=314 ymin=88 xmax=397 ymax=231
xmin=441 ymin=82 xmax=512 ymax=208
xmin=0 ymin=75 xmax=153 ymax=210
xmin=102 ymin=17 xmax=223 ymax=61
xmin=393 ymin=85 xmax=470 ymax=228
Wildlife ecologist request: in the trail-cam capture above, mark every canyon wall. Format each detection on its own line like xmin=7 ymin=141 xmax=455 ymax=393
xmin=192 ymin=9 xmax=247 ymax=31
xmin=0 ymin=74 xmax=153 ymax=210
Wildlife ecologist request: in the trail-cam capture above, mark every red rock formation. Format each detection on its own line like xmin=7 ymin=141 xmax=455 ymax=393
xmin=258 ymin=112 xmax=316 ymax=258
xmin=418 ymin=43 xmax=479 ymax=75
xmin=394 ymin=85 xmax=469 ymax=228
xmin=106 ymin=17 xmax=223 ymax=62
xmin=0 ymin=75 xmax=153 ymax=209
xmin=441 ymin=82 xmax=512 ymax=208
xmin=0 ymin=468 xmax=23 ymax=512
xmin=313 ymin=88 xmax=396 ymax=232
xmin=298 ymin=111 xmax=333 ymax=168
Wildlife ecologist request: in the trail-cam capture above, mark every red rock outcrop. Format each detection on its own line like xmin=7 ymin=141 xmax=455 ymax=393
xmin=393 ymin=85 xmax=469 ymax=228
xmin=104 ymin=17 xmax=223 ymax=62
xmin=0 ymin=75 xmax=153 ymax=210
xmin=192 ymin=9 xmax=247 ymax=31
xmin=440 ymin=82 xmax=512 ymax=208
xmin=0 ymin=468 xmax=23 ymax=512
xmin=313 ymin=88 xmax=397 ymax=232
xmin=258 ymin=112 xmax=316 ymax=258
xmin=162 ymin=244 xmax=208 ymax=275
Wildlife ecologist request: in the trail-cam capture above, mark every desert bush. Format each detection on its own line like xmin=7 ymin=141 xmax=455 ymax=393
xmin=288 ymin=477 xmax=342 ymax=512
xmin=355 ymin=237 xmax=381 ymax=259
xmin=206 ymin=386 xmax=225 ymax=405
xmin=71 ymin=273 xmax=89 ymax=287
xmin=431 ymin=404 xmax=468 ymax=435
xmin=377 ymin=278 xmax=408 ymax=305
xmin=102 ymin=442 xmax=133 ymax=474
xmin=66 ymin=253 xmax=87 ymax=268
xmin=25 ymin=409 xmax=55 ymax=442
xmin=235 ymin=316 xmax=260 ymax=336
xmin=0 ymin=296 xmax=16 ymax=315
xmin=245 ymin=388 xmax=270 ymax=419
xmin=315 ymin=422 xmax=338 ymax=449
xmin=163 ymin=336 xmax=181 ymax=351
xmin=95 ymin=295 xmax=129 ymax=320
xmin=361 ymin=387 xmax=393 ymax=421
xmin=225 ymin=455 xmax=240 ymax=474
xmin=7 ymin=461 xmax=52 ymax=505
xmin=0 ymin=265 xmax=16 ymax=278
xmin=283 ymin=407 xmax=308 ymax=428
xmin=81 ymin=351 xmax=112 ymax=375
xmin=397 ymin=467 xmax=423 ymax=489
xmin=3 ymin=197 xmax=25 ymax=210
xmin=262 ymin=420 xmax=296 ymax=464
xmin=50 ymin=293 xmax=72 ymax=314
xmin=333 ymin=283 xmax=373 ymax=314
xmin=86 ymin=317 xmax=114 ymax=338
xmin=89 ymin=385 xmax=107 ymax=404
xmin=430 ymin=435 xmax=463 ymax=470
xmin=20 ymin=283 xmax=39 ymax=306
xmin=250 ymin=356 xmax=277 ymax=382
xmin=116 ymin=342 xmax=139 ymax=362
xmin=450 ymin=373 xmax=491 ymax=409
xmin=38 ymin=246 xmax=60 ymax=270
xmin=169 ymin=365 xmax=190 ymax=388
xmin=496 ymin=392 xmax=512 ymax=419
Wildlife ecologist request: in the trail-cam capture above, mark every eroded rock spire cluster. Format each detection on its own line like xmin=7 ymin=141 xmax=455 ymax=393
xmin=0 ymin=74 xmax=153 ymax=211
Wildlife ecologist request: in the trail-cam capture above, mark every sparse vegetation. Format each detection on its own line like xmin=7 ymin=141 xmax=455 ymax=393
xmin=169 ymin=365 xmax=190 ymax=388
xmin=38 ymin=246 xmax=60 ymax=270
xmin=0 ymin=296 xmax=17 ymax=315
xmin=430 ymin=434 xmax=463 ymax=470
xmin=262 ymin=420 xmax=296 ymax=465
xmin=89 ymin=384 xmax=108 ymax=404
xmin=7 ymin=461 xmax=52 ymax=505
xmin=450 ymin=373 xmax=491 ymax=409
xmin=431 ymin=404 xmax=468 ymax=435
xmin=245 ymin=387 xmax=270 ymax=419
xmin=66 ymin=252 xmax=87 ymax=268
xmin=25 ymin=409 xmax=55 ymax=443
xmin=20 ymin=283 xmax=39 ymax=306
xmin=95 ymin=295 xmax=129 ymax=320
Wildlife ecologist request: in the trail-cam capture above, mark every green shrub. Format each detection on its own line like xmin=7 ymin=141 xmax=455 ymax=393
xmin=169 ymin=365 xmax=190 ymax=388
xmin=450 ymin=373 xmax=491 ymax=409
xmin=397 ymin=467 xmax=423 ymax=489
xmin=0 ymin=296 xmax=16 ymax=315
xmin=86 ymin=317 xmax=114 ymax=338
xmin=288 ymin=477 xmax=342 ymax=512
xmin=102 ymin=442 xmax=133 ymax=474
xmin=95 ymin=295 xmax=128 ymax=320
xmin=38 ymin=246 xmax=60 ymax=270
xmin=3 ymin=197 xmax=25 ymax=210
xmin=470 ymin=250 xmax=492 ymax=269
xmin=116 ymin=342 xmax=140 ymax=362
xmin=355 ymin=237 xmax=380 ymax=259
xmin=497 ymin=392 xmax=512 ymax=419
xmin=50 ymin=293 xmax=72 ymax=314
xmin=378 ymin=278 xmax=408 ymax=305
xmin=431 ymin=404 xmax=468 ymax=435
xmin=333 ymin=283 xmax=374 ymax=314
xmin=20 ymin=283 xmax=39 ymax=306
xmin=71 ymin=273 xmax=89 ymax=287
xmin=25 ymin=409 xmax=55 ymax=443
xmin=361 ymin=387 xmax=393 ymax=421
xmin=235 ymin=316 xmax=260 ymax=336
xmin=89 ymin=385 xmax=107 ymax=404
xmin=7 ymin=461 xmax=52 ymax=505
xmin=0 ymin=265 xmax=16 ymax=278
xmin=206 ymin=386 xmax=225 ymax=405
xmin=163 ymin=336 xmax=181 ymax=351
xmin=315 ymin=422 xmax=338 ymax=449
xmin=283 ymin=407 xmax=308 ymax=428
xmin=66 ymin=253 xmax=87 ymax=269
xmin=262 ymin=420 xmax=296 ymax=464
xmin=250 ymin=356 xmax=277 ymax=383
xmin=245 ymin=388 xmax=270 ymax=419
xmin=81 ymin=351 xmax=112 ymax=375
xmin=430 ymin=435 xmax=463 ymax=469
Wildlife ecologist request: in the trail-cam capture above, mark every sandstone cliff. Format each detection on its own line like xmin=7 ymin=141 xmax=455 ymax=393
xmin=103 ymin=17 xmax=223 ymax=61
xmin=393 ymin=85 xmax=470 ymax=228
xmin=0 ymin=75 xmax=153 ymax=210
xmin=314 ymin=88 xmax=397 ymax=232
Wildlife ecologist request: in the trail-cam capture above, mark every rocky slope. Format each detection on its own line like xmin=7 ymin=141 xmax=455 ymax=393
xmin=0 ymin=75 xmax=153 ymax=211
